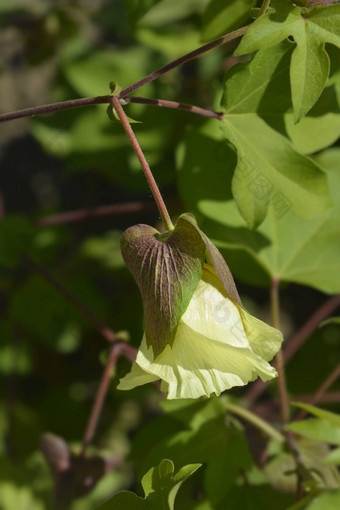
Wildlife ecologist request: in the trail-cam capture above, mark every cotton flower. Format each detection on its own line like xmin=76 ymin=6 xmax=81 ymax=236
xmin=118 ymin=263 xmax=282 ymax=399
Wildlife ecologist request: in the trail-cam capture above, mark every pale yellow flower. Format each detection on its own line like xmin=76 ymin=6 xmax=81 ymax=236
xmin=118 ymin=264 xmax=282 ymax=399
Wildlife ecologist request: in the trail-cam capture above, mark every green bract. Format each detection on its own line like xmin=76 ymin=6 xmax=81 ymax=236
xmin=119 ymin=215 xmax=283 ymax=399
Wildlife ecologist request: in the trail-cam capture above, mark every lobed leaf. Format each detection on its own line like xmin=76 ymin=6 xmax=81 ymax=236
xmin=177 ymin=118 xmax=340 ymax=293
xmin=96 ymin=459 xmax=201 ymax=510
xmin=235 ymin=0 xmax=340 ymax=121
xmin=221 ymin=42 xmax=332 ymax=229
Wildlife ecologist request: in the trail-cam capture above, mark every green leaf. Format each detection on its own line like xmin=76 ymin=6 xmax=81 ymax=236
xmin=305 ymin=489 xmax=340 ymax=510
xmin=0 ymin=482 xmax=44 ymax=510
xmin=178 ymin=117 xmax=340 ymax=292
xmin=265 ymin=438 xmax=340 ymax=493
xmin=143 ymin=459 xmax=201 ymax=509
xmin=222 ymin=42 xmax=340 ymax=156
xmin=107 ymin=103 xmax=141 ymax=124
xmin=97 ymin=459 xmax=201 ymax=510
xmin=97 ymin=491 xmax=150 ymax=509
xmin=132 ymin=398 xmax=253 ymax=507
xmin=320 ymin=317 xmax=340 ymax=328
xmin=201 ymin=0 xmax=254 ymax=42
xmin=324 ymin=448 xmax=340 ymax=466
xmin=221 ymin=115 xmax=330 ymax=229
xmin=235 ymin=0 xmax=340 ymax=121
xmin=290 ymin=403 xmax=340 ymax=427
xmin=120 ymin=215 xmax=206 ymax=356
xmin=221 ymin=43 xmax=331 ymax=229
xmin=285 ymin=419 xmax=340 ymax=445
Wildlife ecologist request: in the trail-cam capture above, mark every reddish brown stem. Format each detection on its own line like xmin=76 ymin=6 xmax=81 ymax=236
xmin=0 ymin=24 xmax=248 ymax=124
xmin=0 ymin=96 xmax=112 ymax=122
xmin=117 ymin=25 xmax=249 ymax=98
xmin=81 ymin=342 xmax=136 ymax=455
xmin=112 ymin=96 xmax=174 ymax=230
xmin=0 ymin=95 xmax=223 ymax=123
xmin=125 ymin=97 xmax=223 ymax=119
xmin=36 ymin=201 xmax=156 ymax=227
xmin=295 ymin=364 xmax=340 ymax=420
xmin=246 ymin=294 xmax=340 ymax=404
xmin=285 ymin=430 xmax=304 ymax=501
xmin=293 ymin=391 xmax=340 ymax=404
xmin=284 ymin=295 xmax=340 ymax=362
xmin=23 ymin=255 xmax=118 ymax=344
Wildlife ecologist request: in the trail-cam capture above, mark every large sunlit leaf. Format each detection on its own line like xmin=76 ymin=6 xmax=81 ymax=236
xmin=177 ymin=119 xmax=340 ymax=293
xmin=221 ymin=114 xmax=330 ymax=229
xmin=235 ymin=0 xmax=340 ymax=121
xmin=221 ymin=42 xmax=332 ymax=229
xmin=223 ymin=42 xmax=340 ymax=155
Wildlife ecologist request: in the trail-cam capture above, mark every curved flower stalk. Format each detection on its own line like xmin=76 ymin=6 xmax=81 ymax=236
xmin=118 ymin=214 xmax=283 ymax=399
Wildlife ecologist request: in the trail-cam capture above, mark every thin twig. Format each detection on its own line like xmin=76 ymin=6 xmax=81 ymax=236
xmin=36 ymin=201 xmax=156 ymax=227
xmin=125 ymin=97 xmax=223 ymax=119
xmin=112 ymin=96 xmax=174 ymax=231
xmin=292 ymin=391 xmax=340 ymax=404
xmin=295 ymin=364 xmax=340 ymax=421
xmin=0 ymin=95 xmax=223 ymax=123
xmin=23 ymin=255 xmax=118 ymax=344
xmin=0 ymin=96 xmax=112 ymax=122
xmin=284 ymin=295 xmax=340 ymax=362
xmin=246 ymin=294 xmax=340 ymax=404
xmin=117 ymin=25 xmax=249 ymax=99
xmin=285 ymin=431 xmax=305 ymax=501
xmin=257 ymin=0 xmax=272 ymax=18
xmin=0 ymin=24 xmax=249 ymax=124
xmin=81 ymin=342 xmax=136 ymax=455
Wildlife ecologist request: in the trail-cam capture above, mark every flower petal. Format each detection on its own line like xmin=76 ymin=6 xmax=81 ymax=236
xmin=133 ymin=325 xmax=277 ymax=399
xmin=181 ymin=265 xmax=250 ymax=349
xmin=240 ymin=309 xmax=283 ymax=362
xmin=118 ymin=361 xmax=159 ymax=390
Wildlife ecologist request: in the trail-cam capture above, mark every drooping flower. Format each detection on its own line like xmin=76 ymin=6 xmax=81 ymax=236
xmin=117 ymin=214 xmax=283 ymax=399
